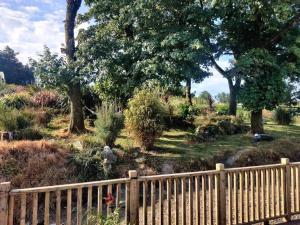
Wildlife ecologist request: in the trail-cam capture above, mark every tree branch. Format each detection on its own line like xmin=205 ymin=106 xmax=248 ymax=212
xmin=266 ymin=11 xmax=300 ymax=48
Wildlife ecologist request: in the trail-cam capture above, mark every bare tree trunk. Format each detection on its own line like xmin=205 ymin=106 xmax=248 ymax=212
xmin=251 ymin=109 xmax=264 ymax=134
xmin=227 ymin=76 xmax=241 ymax=116
xmin=65 ymin=0 xmax=85 ymax=133
xmin=185 ymin=77 xmax=192 ymax=105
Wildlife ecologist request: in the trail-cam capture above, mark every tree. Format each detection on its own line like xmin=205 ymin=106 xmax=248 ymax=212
xmin=0 ymin=46 xmax=34 ymax=85
xmin=198 ymin=91 xmax=214 ymax=111
xmin=237 ymin=49 xmax=288 ymax=133
xmin=215 ymin=92 xmax=229 ymax=104
xmin=32 ymin=0 xmax=85 ymax=133
xmin=79 ymin=0 xmax=211 ymax=105
xmin=208 ymin=0 xmax=300 ymax=116
xmin=64 ymin=0 xmax=85 ymax=133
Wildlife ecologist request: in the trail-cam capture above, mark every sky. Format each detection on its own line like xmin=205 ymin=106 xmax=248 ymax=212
xmin=0 ymin=0 xmax=230 ymax=96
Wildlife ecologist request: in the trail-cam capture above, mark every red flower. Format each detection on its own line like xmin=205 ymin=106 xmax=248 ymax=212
xmin=104 ymin=193 xmax=115 ymax=206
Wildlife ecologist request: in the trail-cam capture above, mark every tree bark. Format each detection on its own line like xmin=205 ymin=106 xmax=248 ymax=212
xmin=185 ymin=77 xmax=192 ymax=105
xmin=251 ymin=109 xmax=264 ymax=134
xmin=65 ymin=0 xmax=85 ymax=133
xmin=228 ymin=78 xmax=237 ymax=116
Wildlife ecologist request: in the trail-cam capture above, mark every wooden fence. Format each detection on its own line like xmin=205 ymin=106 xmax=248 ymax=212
xmin=1 ymin=158 xmax=300 ymax=225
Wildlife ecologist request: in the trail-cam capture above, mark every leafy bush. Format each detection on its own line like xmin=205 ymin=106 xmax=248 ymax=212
xmin=273 ymin=107 xmax=294 ymax=125
xmin=30 ymin=90 xmax=60 ymax=108
xmin=95 ymin=105 xmax=124 ymax=147
xmin=193 ymin=115 xmax=249 ymax=142
xmin=1 ymin=92 xmax=30 ymax=109
xmin=0 ymin=103 xmax=18 ymax=131
xmin=0 ymin=104 xmax=34 ymax=131
xmin=14 ymin=128 xmax=44 ymax=140
xmin=124 ymin=89 xmax=165 ymax=151
xmin=69 ymin=148 xmax=105 ymax=182
xmin=177 ymin=103 xmax=208 ymax=120
xmin=215 ymin=103 xmax=229 ymax=115
xmin=87 ymin=209 xmax=120 ymax=225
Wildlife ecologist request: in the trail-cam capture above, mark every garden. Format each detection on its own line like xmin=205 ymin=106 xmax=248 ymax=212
xmin=0 ymin=2 xmax=299 ymax=223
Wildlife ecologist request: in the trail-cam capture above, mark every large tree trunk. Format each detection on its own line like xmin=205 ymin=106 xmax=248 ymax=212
xmin=69 ymin=83 xmax=85 ymax=133
xmin=65 ymin=0 xmax=85 ymax=133
xmin=227 ymin=77 xmax=239 ymax=116
xmin=185 ymin=77 xmax=192 ymax=105
xmin=251 ymin=109 xmax=264 ymax=134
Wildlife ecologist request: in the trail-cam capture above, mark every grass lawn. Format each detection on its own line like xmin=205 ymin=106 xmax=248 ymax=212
xmin=116 ymin=122 xmax=300 ymax=160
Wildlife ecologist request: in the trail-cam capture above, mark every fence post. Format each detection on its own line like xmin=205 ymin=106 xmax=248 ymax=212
xmin=0 ymin=182 xmax=11 ymax=225
xmin=216 ymin=163 xmax=226 ymax=225
xmin=129 ymin=170 xmax=139 ymax=225
xmin=281 ymin=158 xmax=291 ymax=222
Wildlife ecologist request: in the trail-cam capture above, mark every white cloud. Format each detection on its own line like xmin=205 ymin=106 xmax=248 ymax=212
xmin=23 ymin=6 xmax=40 ymax=13
xmin=0 ymin=4 xmax=65 ymax=63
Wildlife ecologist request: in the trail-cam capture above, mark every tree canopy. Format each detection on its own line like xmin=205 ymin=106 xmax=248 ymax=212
xmin=0 ymin=46 xmax=34 ymax=85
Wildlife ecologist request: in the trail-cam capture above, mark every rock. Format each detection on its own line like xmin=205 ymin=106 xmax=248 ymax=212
xmin=102 ymin=146 xmax=117 ymax=163
xmin=0 ymin=132 xmax=13 ymax=141
xmin=72 ymin=141 xmax=83 ymax=151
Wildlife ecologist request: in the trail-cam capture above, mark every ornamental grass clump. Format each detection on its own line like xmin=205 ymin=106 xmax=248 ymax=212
xmin=124 ymin=89 xmax=165 ymax=151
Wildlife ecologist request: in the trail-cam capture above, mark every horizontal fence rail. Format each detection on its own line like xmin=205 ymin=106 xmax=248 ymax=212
xmin=1 ymin=158 xmax=299 ymax=225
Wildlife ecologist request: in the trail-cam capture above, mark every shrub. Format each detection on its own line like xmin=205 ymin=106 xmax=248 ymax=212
xmin=95 ymin=105 xmax=124 ymax=147
xmin=14 ymin=128 xmax=44 ymax=140
xmin=87 ymin=209 xmax=120 ymax=225
xmin=273 ymin=107 xmax=294 ymax=125
xmin=69 ymin=148 xmax=105 ymax=182
xmin=0 ymin=104 xmax=34 ymax=131
xmin=215 ymin=103 xmax=229 ymax=115
xmin=1 ymin=92 xmax=30 ymax=109
xmin=30 ymin=90 xmax=60 ymax=108
xmin=124 ymin=89 xmax=165 ymax=151
xmin=0 ymin=103 xmax=17 ymax=131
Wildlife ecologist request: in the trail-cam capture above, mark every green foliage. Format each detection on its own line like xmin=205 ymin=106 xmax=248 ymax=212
xmin=238 ymin=49 xmax=288 ymax=112
xmin=273 ymin=107 xmax=294 ymax=125
xmin=0 ymin=46 xmax=34 ymax=85
xmin=30 ymin=90 xmax=61 ymax=108
xmin=215 ymin=92 xmax=230 ymax=104
xmin=0 ymin=103 xmax=18 ymax=131
xmin=215 ymin=103 xmax=229 ymax=115
xmin=69 ymin=148 xmax=104 ymax=182
xmin=124 ymin=89 xmax=165 ymax=151
xmin=1 ymin=92 xmax=30 ymax=109
xmin=95 ymin=104 xmax=124 ymax=147
xmin=87 ymin=209 xmax=120 ymax=225
xmin=15 ymin=128 xmax=44 ymax=141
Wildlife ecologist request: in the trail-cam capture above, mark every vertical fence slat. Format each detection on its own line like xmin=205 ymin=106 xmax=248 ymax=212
xmin=271 ymin=168 xmax=275 ymax=217
xmin=8 ymin=195 xmax=14 ymax=225
xmin=233 ymin=173 xmax=238 ymax=225
xmin=208 ymin=175 xmax=213 ymax=225
xmin=250 ymin=171 xmax=254 ymax=221
xmin=129 ymin=171 xmax=139 ymax=225
xmin=281 ymin=158 xmax=291 ymax=221
xmin=239 ymin=172 xmax=244 ymax=223
xmin=77 ymin=188 xmax=82 ymax=225
xmin=44 ymin=192 xmax=50 ymax=225
xmin=116 ymin=183 xmax=121 ymax=208
xmin=281 ymin=167 xmax=285 ymax=215
xmin=228 ymin=173 xmax=232 ymax=225
xmin=296 ymin=166 xmax=300 ymax=212
xmin=159 ymin=179 xmax=163 ymax=225
xmin=195 ymin=176 xmax=200 ymax=225
xmin=276 ymin=168 xmax=280 ymax=216
xmin=0 ymin=183 xmax=10 ymax=225
xmin=245 ymin=171 xmax=249 ymax=222
xmin=266 ymin=169 xmax=270 ymax=219
xmin=143 ymin=181 xmax=148 ymax=225
xmin=151 ymin=181 xmax=155 ymax=225
xmin=255 ymin=170 xmax=260 ymax=220
xmin=98 ymin=185 xmax=103 ymax=217
xmin=261 ymin=170 xmax=265 ymax=219
xmin=32 ymin=193 xmax=38 ymax=225
xmin=20 ymin=193 xmax=26 ymax=225
xmin=174 ymin=178 xmax=179 ymax=225
xmin=56 ymin=191 xmax=61 ymax=225
xmin=202 ymin=176 xmax=206 ymax=225
xmin=182 ymin=178 xmax=186 ymax=225
xmin=125 ymin=182 xmax=130 ymax=225
xmin=88 ymin=186 xmax=93 ymax=216
xmin=189 ymin=177 xmax=193 ymax=225
xmin=291 ymin=167 xmax=295 ymax=213
xmin=167 ymin=179 xmax=171 ymax=225
xmin=67 ymin=189 xmax=72 ymax=225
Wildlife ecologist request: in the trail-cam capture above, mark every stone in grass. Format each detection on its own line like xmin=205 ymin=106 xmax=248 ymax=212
xmin=102 ymin=146 xmax=117 ymax=163
xmin=253 ymin=133 xmax=274 ymax=142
